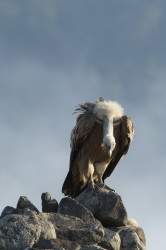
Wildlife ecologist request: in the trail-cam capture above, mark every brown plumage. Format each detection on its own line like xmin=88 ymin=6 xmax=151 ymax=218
xmin=62 ymin=98 xmax=134 ymax=197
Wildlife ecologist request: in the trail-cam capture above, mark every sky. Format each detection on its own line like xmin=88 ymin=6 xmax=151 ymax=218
xmin=0 ymin=1 xmax=166 ymax=249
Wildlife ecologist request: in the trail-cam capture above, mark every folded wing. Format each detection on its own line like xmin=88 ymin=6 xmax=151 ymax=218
xmin=62 ymin=103 xmax=96 ymax=196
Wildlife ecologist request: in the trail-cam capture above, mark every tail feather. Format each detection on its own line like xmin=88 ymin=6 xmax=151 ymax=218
xmin=62 ymin=171 xmax=74 ymax=196
xmin=62 ymin=170 xmax=86 ymax=197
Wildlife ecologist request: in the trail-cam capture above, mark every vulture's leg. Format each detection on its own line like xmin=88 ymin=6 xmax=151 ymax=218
xmin=88 ymin=173 xmax=95 ymax=189
xmin=87 ymin=162 xmax=95 ymax=189
xmin=79 ymin=158 xmax=95 ymax=190
xmin=96 ymin=174 xmax=104 ymax=188
xmin=95 ymin=162 xmax=108 ymax=188
xmin=96 ymin=178 xmax=115 ymax=191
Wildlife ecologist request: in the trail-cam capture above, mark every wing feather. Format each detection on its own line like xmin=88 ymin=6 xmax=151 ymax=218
xmin=70 ymin=112 xmax=96 ymax=168
xmin=62 ymin=103 xmax=96 ymax=196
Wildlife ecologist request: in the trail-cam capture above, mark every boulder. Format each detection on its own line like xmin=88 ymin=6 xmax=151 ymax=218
xmin=0 ymin=205 xmax=39 ymax=218
xmin=67 ymin=223 xmax=104 ymax=245
xmin=41 ymin=192 xmax=58 ymax=213
xmin=17 ymin=196 xmax=39 ymax=213
xmin=99 ymin=229 xmax=121 ymax=250
xmin=47 ymin=213 xmax=104 ymax=245
xmin=119 ymin=227 xmax=146 ymax=250
xmin=34 ymin=238 xmax=80 ymax=250
xmin=0 ymin=213 xmax=56 ymax=250
xmin=75 ymin=185 xmax=128 ymax=227
xmin=131 ymin=226 xmax=146 ymax=246
xmin=58 ymin=197 xmax=100 ymax=224
xmin=0 ymin=190 xmax=146 ymax=250
xmin=1 ymin=206 xmax=16 ymax=218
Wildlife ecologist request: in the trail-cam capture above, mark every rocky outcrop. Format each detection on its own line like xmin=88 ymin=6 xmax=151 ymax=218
xmin=75 ymin=185 xmax=128 ymax=227
xmin=0 ymin=187 xmax=146 ymax=250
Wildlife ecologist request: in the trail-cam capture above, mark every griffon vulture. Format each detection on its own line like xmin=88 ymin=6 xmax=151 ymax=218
xmin=62 ymin=98 xmax=134 ymax=197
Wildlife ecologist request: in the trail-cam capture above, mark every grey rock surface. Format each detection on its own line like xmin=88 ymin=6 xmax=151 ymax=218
xmin=58 ymin=197 xmax=100 ymax=224
xmin=34 ymin=238 xmax=80 ymax=250
xmin=119 ymin=227 xmax=146 ymax=250
xmin=41 ymin=192 xmax=58 ymax=213
xmin=67 ymin=223 xmax=104 ymax=245
xmin=131 ymin=226 xmax=146 ymax=246
xmin=46 ymin=213 xmax=104 ymax=245
xmin=0 ymin=213 xmax=56 ymax=250
xmin=1 ymin=206 xmax=16 ymax=218
xmin=75 ymin=185 xmax=128 ymax=227
xmin=99 ymin=229 xmax=121 ymax=250
xmin=0 ymin=190 xmax=146 ymax=250
xmin=80 ymin=245 xmax=106 ymax=250
xmin=17 ymin=196 xmax=39 ymax=213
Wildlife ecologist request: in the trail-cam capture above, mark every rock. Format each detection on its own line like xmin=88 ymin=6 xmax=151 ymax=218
xmin=68 ymin=223 xmax=104 ymax=245
xmin=99 ymin=229 xmax=121 ymax=250
xmin=41 ymin=192 xmax=58 ymax=213
xmin=17 ymin=196 xmax=39 ymax=213
xmin=1 ymin=205 xmax=39 ymax=218
xmin=119 ymin=227 xmax=146 ymax=250
xmin=47 ymin=212 xmax=84 ymax=240
xmin=58 ymin=197 xmax=100 ymax=224
xmin=132 ymin=226 xmax=146 ymax=246
xmin=15 ymin=208 xmax=39 ymax=216
xmin=80 ymin=245 xmax=106 ymax=250
xmin=25 ymin=248 xmax=64 ymax=250
xmin=34 ymin=238 xmax=80 ymax=250
xmin=47 ymin=213 xmax=104 ymax=245
xmin=0 ymin=191 xmax=146 ymax=250
xmin=75 ymin=185 xmax=128 ymax=227
xmin=1 ymin=206 xmax=15 ymax=217
xmin=0 ymin=213 xmax=56 ymax=250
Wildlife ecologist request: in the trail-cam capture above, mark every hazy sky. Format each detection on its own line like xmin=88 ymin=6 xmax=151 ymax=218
xmin=0 ymin=1 xmax=166 ymax=249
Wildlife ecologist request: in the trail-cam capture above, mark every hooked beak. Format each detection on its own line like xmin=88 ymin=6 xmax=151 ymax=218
xmin=104 ymin=143 xmax=115 ymax=157
xmin=105 ymin=144 xmax=111 ymax=152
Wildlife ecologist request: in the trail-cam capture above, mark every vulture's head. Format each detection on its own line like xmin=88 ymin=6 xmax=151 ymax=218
xmin=103 ymin=134 xmax=116 ymax=157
